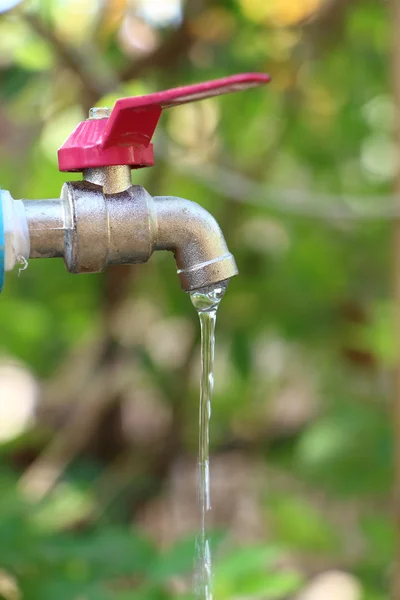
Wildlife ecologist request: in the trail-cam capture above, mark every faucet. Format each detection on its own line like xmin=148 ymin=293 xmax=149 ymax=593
xmin=0 ymin=73 xmax=270 ymax=293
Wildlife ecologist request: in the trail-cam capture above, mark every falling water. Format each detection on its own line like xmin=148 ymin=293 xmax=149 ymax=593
xmin=190 ymin=280 xmax=228 ymax=600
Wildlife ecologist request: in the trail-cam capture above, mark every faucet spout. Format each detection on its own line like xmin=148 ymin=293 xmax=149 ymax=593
xmin=154 ymin=196 xmax=238 ymax=291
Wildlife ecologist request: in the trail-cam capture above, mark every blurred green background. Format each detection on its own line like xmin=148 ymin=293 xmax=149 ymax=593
xmin=0 ymin=0 xmax=395 ymax=598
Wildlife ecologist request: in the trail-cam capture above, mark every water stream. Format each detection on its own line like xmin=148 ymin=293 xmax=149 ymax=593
xmin=190 ymin=280 xmax=228 ymax=600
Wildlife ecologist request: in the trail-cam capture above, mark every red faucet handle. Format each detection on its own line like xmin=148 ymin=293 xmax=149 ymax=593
xmin=58 ymin=73 xmax=271 ymax=172
xmin=102 ymin=73 xmax=271 ymax=150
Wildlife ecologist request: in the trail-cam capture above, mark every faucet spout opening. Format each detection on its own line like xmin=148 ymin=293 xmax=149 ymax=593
xmin=153 ymin=196 xmax=238 ymax=291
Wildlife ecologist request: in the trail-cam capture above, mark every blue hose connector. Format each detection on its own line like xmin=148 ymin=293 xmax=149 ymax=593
xmin=0 ymin=189 xmax=5 ymax=292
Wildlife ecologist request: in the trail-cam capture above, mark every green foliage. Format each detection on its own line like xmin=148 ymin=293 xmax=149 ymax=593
xmin=0 ymin=470 xmax=298 ymax=599
xmin=268 ymin=494 xmax=340 ymax=553
xmin=214 ymin=545 xmax=303 ymax=599
xmin=0 ymin=0 xmax=395 ymax=598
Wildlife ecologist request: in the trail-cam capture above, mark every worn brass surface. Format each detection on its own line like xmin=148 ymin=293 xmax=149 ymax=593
xmin=154 ymin=196 xmax=238 ymax=290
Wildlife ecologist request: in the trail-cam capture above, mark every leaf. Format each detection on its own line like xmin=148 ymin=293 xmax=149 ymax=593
xmin=148 ymin=535 xmax=198 ymax=583
xmin=214 ymin=545 xmax=303 ymax=599
xmin=40 ymin=527 xmax=157 ymax=579
xmin=268 ymin=496 xmax=340 ymax=552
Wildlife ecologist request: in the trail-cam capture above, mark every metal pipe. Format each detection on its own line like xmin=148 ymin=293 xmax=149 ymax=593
xmin=23 ymin=199 xmax=64 ymax=259
xmin=154 ymin=195 xmax=238 ymax=291
xmin=83 ymin=166 xmax=132 ymax=194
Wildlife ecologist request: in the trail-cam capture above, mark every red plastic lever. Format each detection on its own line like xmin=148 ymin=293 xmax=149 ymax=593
xmin=58 ymin=73 xmax=271 ymax=172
